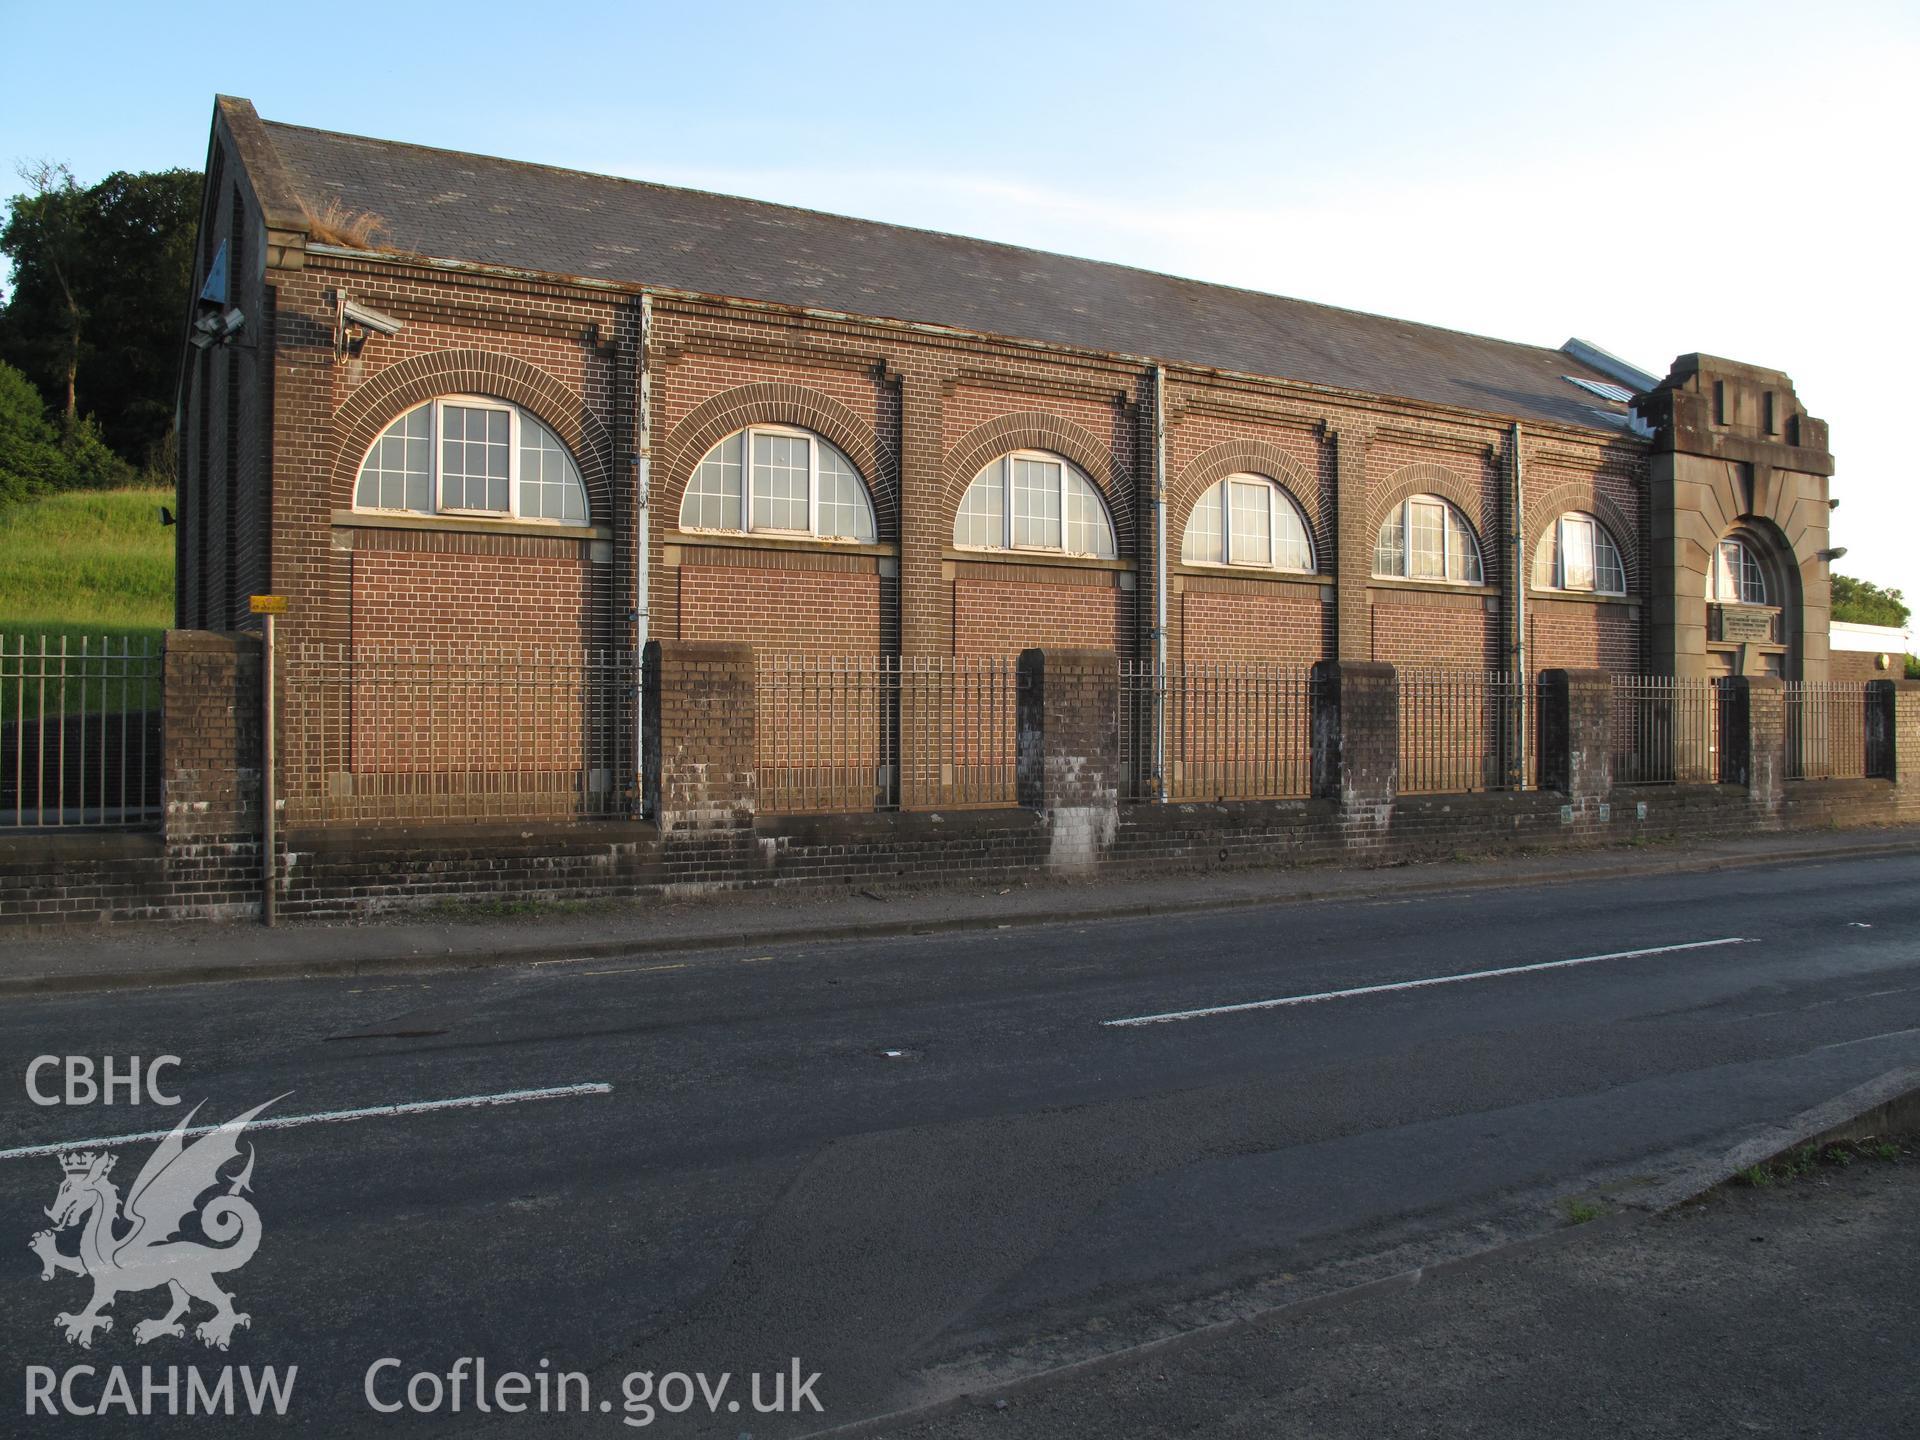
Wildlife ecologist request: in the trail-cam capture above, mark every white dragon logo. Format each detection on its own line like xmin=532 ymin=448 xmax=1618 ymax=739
xmin=29 ymin=1097 xmax=280 ymax=1350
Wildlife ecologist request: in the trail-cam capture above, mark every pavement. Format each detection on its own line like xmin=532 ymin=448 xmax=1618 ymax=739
xmin=6 ymin=847 xmax=1920 ymax=1435
xmin=7 ymin=823 xmax=1920 ymax=993
xmin=885 ymin=1140 xmax=1920 ymax=1440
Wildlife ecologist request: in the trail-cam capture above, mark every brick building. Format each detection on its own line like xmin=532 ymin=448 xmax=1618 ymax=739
xmin=177 ymin=95 xmax=1841 ymax=826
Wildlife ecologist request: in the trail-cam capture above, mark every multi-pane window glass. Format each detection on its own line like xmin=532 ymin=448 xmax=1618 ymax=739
xmin=1708 ymin=538 xmax=1767 ymax=604
xmin=677 ymin=427 xmax=875 ymax=542
xmin=1012 ymin=457 xmax=1063 ymax=549
xmin=355 ymin=398 xmax=588 ymax=523
xmin=951 ymin=453 xmax=1116 ymax=558
xmin=356 ymin=403 xmax=432 ymax=513
xmin=1181 ymin=476 xmax=1314 ymax=571
xmin=520 ymin=416 xmax=587 ymax=522
xmin=954 ymin=465 xmax=1004 ymax=549
xmin=1532 ymin=513 xmax=1625 ymax=595
xmin=816 ymin=444 xmax=873 ymax=543
xmin=1372 ymin=495 xmax=1483 ymax=584
xmin=1373 ymin=507 xmax=1405 ymax=577
xmin=751 ymin=431 xmax=811 ymax=532
xmin=1408 ymin=499 xmax=1447 ymax=579
xmin=440 ymin=404 xmax=512 ymax=513
xmin=682 ymin=434 xmax=744 ymax=531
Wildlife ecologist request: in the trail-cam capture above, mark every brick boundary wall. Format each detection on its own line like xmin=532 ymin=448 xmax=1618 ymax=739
xmin=2 ymin=643 xmax=1916 ymax=927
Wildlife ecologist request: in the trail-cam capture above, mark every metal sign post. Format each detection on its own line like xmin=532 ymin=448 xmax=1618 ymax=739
xmin=249 ymin=596 xmax=288 ymax=927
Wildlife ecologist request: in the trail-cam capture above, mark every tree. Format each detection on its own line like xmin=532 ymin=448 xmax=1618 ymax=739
xmin=1830 ymin=573 xmax=1910 ymax=628
xmin=0 ymin=162 xmax=201 ymax=467
xmin=0 ymin=359 xmax=61 ymax=505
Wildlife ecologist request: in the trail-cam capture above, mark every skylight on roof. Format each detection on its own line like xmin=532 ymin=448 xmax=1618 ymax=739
xmin=1563 ymin=375 xmax=1636 ymax=405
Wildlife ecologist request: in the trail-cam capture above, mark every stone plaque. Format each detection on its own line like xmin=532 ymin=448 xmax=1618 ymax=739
xmin=1718 ymin=606 xmax=1775 ymax=643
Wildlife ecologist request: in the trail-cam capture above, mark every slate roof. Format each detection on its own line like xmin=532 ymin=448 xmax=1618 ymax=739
xmin=254 ymin=111 xmax=1639 ymax=434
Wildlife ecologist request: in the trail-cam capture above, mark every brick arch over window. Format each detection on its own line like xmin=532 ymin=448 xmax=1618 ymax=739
xmin=1524 ymin=478 xmax=1643 ymax=593
xmin=1172 ymin=439 xmax=1327 ymax=568
xmin=330 ymin=348 xmax=615 ymax=519
xmin=942 ymin=412 xmax=1133 ymax=548
xmin=1370 ymin=462 xmax=1497 ymax=582
xmin=661 ymin=382 xmax=895 ymax=541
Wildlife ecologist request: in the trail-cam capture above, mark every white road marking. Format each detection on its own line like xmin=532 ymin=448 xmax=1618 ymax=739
xmin=0 ymin=1082 xmax=613 ymax=1162
xmin=1102 ymin=938 xmax=1757 ymax=1028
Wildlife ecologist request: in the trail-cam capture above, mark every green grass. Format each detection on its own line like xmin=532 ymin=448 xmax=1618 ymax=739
xmin=0 ymin=488 xmax=172 ymax=713
xmin=0 ymin=486 xmax=174 ymax=641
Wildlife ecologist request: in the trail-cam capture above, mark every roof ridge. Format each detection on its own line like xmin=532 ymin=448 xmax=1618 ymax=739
xmin=258 ymin=116 xmax=1589 ymax=372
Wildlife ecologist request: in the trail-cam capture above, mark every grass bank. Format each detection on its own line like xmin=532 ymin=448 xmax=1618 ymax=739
xmin=0 ymin=486 xmax=173 ymax=646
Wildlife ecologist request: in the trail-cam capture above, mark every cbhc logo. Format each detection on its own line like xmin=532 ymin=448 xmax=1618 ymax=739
xmin=25 ymin=1056 xmax=182 ymax=1106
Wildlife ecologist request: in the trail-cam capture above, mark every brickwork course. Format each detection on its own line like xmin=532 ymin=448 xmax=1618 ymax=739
xmin=0 ymin=95 xmax=1892 ymax=926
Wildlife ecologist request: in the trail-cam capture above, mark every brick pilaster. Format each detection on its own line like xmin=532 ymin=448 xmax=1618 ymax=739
xmin=162 ymin=630 xmax=263 ymax=843
xmin=1721 ymin=675 xmax=1785 ymax=819
xmin=1311 ymin=659 xmax=1397 ymax=807
xmin=1538 ymin=669 xmax=1611 ymax=801
xmin=643 ymin=639 xmax=756 ymax=832
xmin=1330 ymin=425 xmax=1373 ymax=661
xmin=1017 ymin=647 xmax=1119 ymax=871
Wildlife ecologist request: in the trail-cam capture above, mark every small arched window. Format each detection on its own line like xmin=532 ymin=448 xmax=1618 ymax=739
xmin=355 ymin=397 xmax=589 ymax=523
xmin=679 ymin=426 xmax=875 ymax=542
xmin=1533 ymin=512 xmax=1626 ymax=595
xmin=1707 ymin=537 xmax=1768 ymax=604
xmin=1182 ymin=475 xmax=1314 ymax=571
xmin=1373 ymin=495 xmax=1483 ymax=584
xmin=954 ymin=451 xmax=1115 ymax=558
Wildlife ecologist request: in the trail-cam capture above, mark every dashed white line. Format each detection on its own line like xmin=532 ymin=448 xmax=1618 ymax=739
xmin=0 ymin=1082 xmax=613 ymax=1162
xmin=1101 ymin=938 xmax=1757 ymax=1028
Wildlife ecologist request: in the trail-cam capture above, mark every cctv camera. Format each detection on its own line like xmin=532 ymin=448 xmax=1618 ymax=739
xmin=342 ymin=298 xmax=404 ymax=337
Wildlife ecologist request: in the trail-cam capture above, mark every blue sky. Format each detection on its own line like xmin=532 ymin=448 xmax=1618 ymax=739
xmin=5 ymin=0 xmax=1916 ymax=612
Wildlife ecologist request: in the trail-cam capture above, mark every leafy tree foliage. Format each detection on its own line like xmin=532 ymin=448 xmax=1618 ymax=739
xmin=0 ymin=359 xmax=62 ymax=504
xmin=0 ymin=360 xmax=131 ymax=504
xmin=0 ymin=162 xmax=201 ymax=467
xmin=1830 ymin=573 xmax=1911 ymax=628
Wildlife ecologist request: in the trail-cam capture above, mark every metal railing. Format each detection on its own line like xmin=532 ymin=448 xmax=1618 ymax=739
xmin=1397 ymin=669 xmax=1529 ymax=795
xmin=755 ymin=654 xmax=1022 ymax=814
xmin=1119 ymin=660 xmax=1315 ymax=801
xmin=1610 ymin=676 xmax=1723 ymax=785
xmin=1785 ymin=680 xmax=1872 ymax=781
xmin=0 ymin=634 xmax=161 ymax=828
xmin=281 ymin=645 xmax=632 ymax=824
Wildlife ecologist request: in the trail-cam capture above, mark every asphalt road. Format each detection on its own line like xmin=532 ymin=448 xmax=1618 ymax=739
xmin=4 ymin=853 xmax=1917 ymax=1436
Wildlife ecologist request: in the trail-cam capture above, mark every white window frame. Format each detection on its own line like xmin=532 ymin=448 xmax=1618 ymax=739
xmin=1536 ymin=514 xmax=1627 ymax=596
xmin=354 ymin=395 xmax=589 ymax=526
xmin=434 ymin=395 xmax=517 ymax=518
xmin=1373 ymin=495 xmax=1482 ymax=584
xmin=957 ymin=450 xmax=1115 ymax=558
xmin=1184 ymin=475 xmax=1315 ymax=572
xmin=679 ymin=424 xmax=873 ymax=542
xmin=1708 ymin=537 xmax=1768 ymax=605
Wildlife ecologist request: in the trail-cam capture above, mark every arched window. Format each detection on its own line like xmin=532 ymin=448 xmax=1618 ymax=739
xmin=1373 ymin=495 xmax=1483 ymax=584
xmin=953 ymin=451 xmax=1115 ymax=558
xmin=1182 ymin=475 xmax=1314 ymax=571
xmin=679 ymin=426 xmax=875 ymax=542
xmin=355 ymin=397 xmax=589 ymax=523
xmin=1707 ymin=537 xmax=1768 ymax=604
xmin=1533 ymin=512 xmax=1626 ymax=595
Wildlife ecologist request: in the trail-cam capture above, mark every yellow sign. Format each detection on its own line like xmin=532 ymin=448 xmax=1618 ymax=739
xmin=248 ymin=595 xmax=289 ymax=615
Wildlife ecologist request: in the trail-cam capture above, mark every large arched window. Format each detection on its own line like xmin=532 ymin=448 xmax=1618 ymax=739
xmin=1707 ymin=537 xmax=1768 ymax=604
xmin=954 ymin=451 xmax=1115 ymax=558
xmin=1373 ymin=495 xmax=1483 ymax=584
xmin=355 ymin=397 xmax=589 ymax=523
xmin=679 ymin=425 xmax=875 ymax=542
xmin=1533 ymin=512 xmax=1626 ymax=595
xmin=1182 ymin=475 xmax=1314 ymax=571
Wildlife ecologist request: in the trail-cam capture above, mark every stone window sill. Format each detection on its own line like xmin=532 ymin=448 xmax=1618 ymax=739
xmin=332 ymin=509 xmax=611 ymax=541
